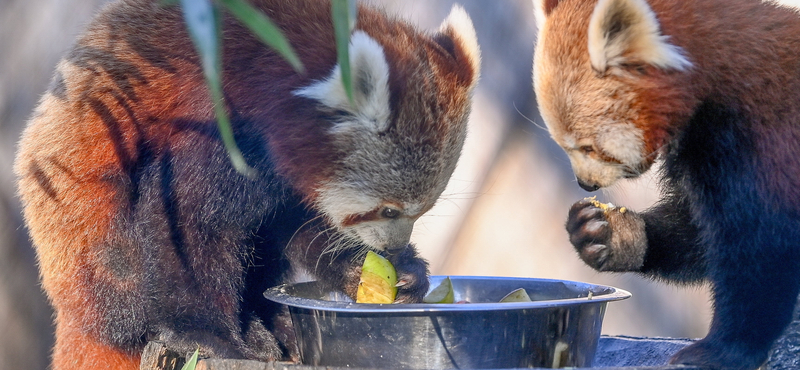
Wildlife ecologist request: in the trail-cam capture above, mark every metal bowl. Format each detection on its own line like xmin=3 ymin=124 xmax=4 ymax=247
xmin=264 ymin=275 xmax=630 ymax=369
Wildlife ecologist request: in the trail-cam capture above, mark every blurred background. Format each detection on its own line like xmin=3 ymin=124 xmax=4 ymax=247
xmin=0 ymin=0 xmax=716 ymax=369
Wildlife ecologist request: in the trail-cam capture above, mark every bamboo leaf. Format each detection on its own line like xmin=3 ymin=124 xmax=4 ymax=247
xmin=331 ymin=0 xmax=355 ymax=105
xmin=217 ymin=0 xmax=304 ymax=73
xmin=180 ymin=349 xmax=199 ymax=370
xmin=209 ymin=83 xmax=256 ymax=178
xmin=180 ymin=0 xmax=220 ymax=81
xmin=181 ymin=0 xmax=255 ymax=177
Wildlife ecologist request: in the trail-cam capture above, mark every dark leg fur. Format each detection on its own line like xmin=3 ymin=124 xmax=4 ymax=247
xmin=566 ymin=192 xmax=706 ymax=282
xmin=124 ymin=130 xmax=290 ymax=361
xmin=666 ymin=103 xmax=800 ymax=369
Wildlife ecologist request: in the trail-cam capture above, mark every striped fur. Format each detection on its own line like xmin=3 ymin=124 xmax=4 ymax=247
xmin=14 ymin=0 xmax=480 ymax=368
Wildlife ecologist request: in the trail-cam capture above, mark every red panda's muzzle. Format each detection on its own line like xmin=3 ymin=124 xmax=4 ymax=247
xmin=577 ymin=178 xmax=601 ymax=192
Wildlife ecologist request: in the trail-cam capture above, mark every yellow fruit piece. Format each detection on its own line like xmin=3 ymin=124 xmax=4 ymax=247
xmin=499 ymin=288 xmax=532 ymax=303
xmin=423 ymin=276 xmax=454 ymax=303
xmin=356 ymin=251 xmax=398 ymax=304
xmin=585 ymin=195 xmax=624 ymax=213
xmin=357 ymin=271 xmax=396 ymax=303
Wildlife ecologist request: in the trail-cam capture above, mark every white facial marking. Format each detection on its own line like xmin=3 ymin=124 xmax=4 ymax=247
xmin=315 ymin=183 xmax=381 ymax=226
xmin=597 ymin=124 xmax=645 ymax=165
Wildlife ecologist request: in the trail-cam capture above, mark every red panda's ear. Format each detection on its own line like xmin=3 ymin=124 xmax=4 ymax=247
xmin=533 ymin=0 xmax=561 ymax=29
xmin=588 ymin=0 xmax=691 ymax=73
xmin=434 ymin=5 xmax=481 ymax=89
xmin=294 ymin=31 xmax=392 ymax=133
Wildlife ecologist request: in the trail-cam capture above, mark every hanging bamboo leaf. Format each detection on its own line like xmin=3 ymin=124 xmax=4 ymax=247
xmin=180 ymin=349 xmax=199 ymax=370
xmin=331 ymin=0 xmax=356 ymax=105
xmin=217 ymin=0 xmax=304 ymax=73
xmin=180 ymin=0 xmax=255 ymax=177
xmin=173 ymin=0 xmax=356 ymax=176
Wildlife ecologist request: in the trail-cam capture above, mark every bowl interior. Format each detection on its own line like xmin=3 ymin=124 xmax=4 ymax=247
xmin=266 ymin=275 xmax=630 ymax=313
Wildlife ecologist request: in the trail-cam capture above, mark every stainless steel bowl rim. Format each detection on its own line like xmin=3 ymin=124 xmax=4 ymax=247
xmin=264 ymin=275 xmax=631 ymax=314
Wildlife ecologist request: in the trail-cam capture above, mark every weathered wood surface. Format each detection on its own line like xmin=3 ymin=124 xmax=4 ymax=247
xmin=140 ymin=341 xmax=187 ymax=370
xmin=139 ymin=337 xmax=702 ymax=370
xmin=140 ymin=328 xmax=800 ymax=370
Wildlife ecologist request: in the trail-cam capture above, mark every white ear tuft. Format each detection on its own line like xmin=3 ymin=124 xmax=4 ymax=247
xmin=588 ymin=0 xmax=691 ymax=72
xmin=533 ymin=0 xmax=562 ymax=31
xmin=294 ymin=31 xmax=391 ymax=133
xmin=439 ymin=4 xmax=481 ymax=76
xmin=533 ymin=0 xmax=550 ymax=31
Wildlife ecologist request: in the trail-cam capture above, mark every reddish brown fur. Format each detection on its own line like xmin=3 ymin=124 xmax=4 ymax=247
xmin=538 ymin=0 xmax=800 ymax=368
xmin=15 ymin=0 xmax=478 ymax=369
xmin=53 ymin=325 xmax=140 ymax=370
xmin=539 ymin=0 xmax=800 ymax=171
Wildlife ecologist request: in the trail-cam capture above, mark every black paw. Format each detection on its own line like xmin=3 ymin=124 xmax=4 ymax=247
xmin=242 ymin=314 xmax=283 ymax=362
xmin=385 ymin=244 xmax=430 ymax=303
xmin=565 ymin=198 xmax=646 ymax=272
xmin=671 ymin=338 xmax=768 ymax=370
xmin=566 ymin=200 xmax=614 ymax=270
xmin=158 ymin=329 xmax=245 ymax=360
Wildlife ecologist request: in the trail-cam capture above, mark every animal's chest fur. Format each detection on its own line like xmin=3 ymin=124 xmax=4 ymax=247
xmin=664 ymin=102 xmax=798 ymax=251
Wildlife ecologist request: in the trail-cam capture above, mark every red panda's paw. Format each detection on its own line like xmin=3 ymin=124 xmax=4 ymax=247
xmin=670 ymin=338 xmax=768 ymax=370
xmin=566 ymin=199 xmax=647 ymax=272
xmin=242 ymin=315 xmax=284 ymax=362
xmin=158 ymin=326 xmax=278 ymax=361
xmin=386 ymin=244 xmax=431 ymax=304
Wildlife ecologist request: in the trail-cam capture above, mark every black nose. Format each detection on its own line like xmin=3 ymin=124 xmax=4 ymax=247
xmin=577 ymin=178 xmax=600 ymax=192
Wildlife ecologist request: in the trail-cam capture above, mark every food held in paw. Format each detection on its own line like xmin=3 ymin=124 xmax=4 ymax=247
xmin=356 ymin=251 xmax=398 ymax=304
xmin=586 ymin=196 xmax=626 ymax=213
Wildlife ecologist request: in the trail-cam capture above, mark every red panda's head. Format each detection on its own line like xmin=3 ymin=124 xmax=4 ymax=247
xmin=294 ymin=5 xmax=480 ymax=252
xmin=533 ymin=0 xmax=695 ymax=191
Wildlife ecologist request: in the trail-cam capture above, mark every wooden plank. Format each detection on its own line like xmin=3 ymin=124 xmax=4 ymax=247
xmin=140 ymin=341 xmax=186 ymax=370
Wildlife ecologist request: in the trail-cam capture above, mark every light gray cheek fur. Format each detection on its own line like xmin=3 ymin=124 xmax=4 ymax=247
xmin=295 ymin=15 xmax=471 ymax=251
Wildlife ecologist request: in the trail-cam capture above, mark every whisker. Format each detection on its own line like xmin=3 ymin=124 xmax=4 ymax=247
xmin=513 ymin=101 xmax=549 ymax=133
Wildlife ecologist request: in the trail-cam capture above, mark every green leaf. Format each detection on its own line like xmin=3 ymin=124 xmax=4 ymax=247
xmin=209 ymin=83 xmax=256 ymax=178
xmin=180 ymin=348 xmax=199 ymax=370
xmin=180 ymin=0 xmax=255 ymax=177
xmin=217 ymin=0 xmax=304 ymax=73
xmin=181 ymin=0 xmax=221 ymax=81
xmin=331 ymin=0 xmax=355 ymax=105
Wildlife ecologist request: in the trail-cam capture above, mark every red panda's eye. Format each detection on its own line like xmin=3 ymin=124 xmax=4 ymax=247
xmin=580 ymin=146 xmax=595 ymax=154
xmin=381 ymin=208 xmax=401 ymax=219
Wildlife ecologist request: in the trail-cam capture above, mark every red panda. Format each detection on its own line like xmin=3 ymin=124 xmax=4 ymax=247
xmin=13 ymin=0 xmax=481 ymax=369
xmin=533 ymin=0 xmax=800 ymax=369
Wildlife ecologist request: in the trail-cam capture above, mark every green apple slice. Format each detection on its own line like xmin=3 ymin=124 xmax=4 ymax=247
xmin=356 ymin=251 xmax=397 ymax=304
xmin=423 ymin=276 xmax=455 ymax=303
xmin=499 ymin=287 xmax=532 ymax=303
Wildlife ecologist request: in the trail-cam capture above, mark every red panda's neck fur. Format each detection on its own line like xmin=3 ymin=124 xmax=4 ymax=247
xmin=649 ymin=0 xmax=800 ymax=123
